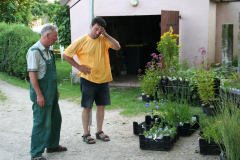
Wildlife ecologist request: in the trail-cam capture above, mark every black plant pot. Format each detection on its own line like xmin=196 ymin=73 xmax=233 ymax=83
xmin=167 ymin=80 xmax=178 ymax=86
xmin=145 ymin=95 xmax=154 ymax=102
xmin=142 ymin=94 xmax=146 ymax=102
xmin=205 ymin=107 xmax=215 ymax=116
xmin=201 ymin=104 xmax=206 ymax=113
xmin=159 ymin=79 xmax=168 ymax=94
xmin=220 ymin=152 xmax=228 ymax=160
xmin=160 ymin=78 xmax=168 ymax=86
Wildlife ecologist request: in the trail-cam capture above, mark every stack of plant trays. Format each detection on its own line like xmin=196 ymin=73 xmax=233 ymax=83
xmin=133 ymin=115 xmax=179 ymax=151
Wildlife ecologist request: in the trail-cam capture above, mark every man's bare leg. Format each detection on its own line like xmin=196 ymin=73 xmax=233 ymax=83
xmin=96 ymin=105 xmax=109 ymax=140
xmin=82 ymin=107 xmax=95 ymax=143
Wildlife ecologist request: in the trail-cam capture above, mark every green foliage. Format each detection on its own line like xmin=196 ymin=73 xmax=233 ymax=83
xmin=221 ymin=72 xmax=240 ymax=93
xmin=232 ymin=54 xmax=238 ymax=67
xmin=138 ymin=68 xmax=159 ymax=96
xmin=0 ymin=22 xmax=40 ymax=79
xmin=31 ymin=0 xmax=49 ymax=18
xmin=214 ymin=97 xmax=240 ymax=159
xmin=0 ymin=0 xmax=33 ymax=26
xmin=50 ymin=4 xmax=71 ymax=47
xmin=191 ymin=47 xmax=216 ymax=105
xmin=143 ymin=125 xmax=177 ymax=139
xmin=138 ymin=53 xmax=162 ymax=96
xmin=201 ymin=118 xmax=222 ymax=143
xmin=195 ymin=68 xmax=216 ymax=105
xmin=31 ymin=0 xmax=60 ymax=24
xmin=152 ymin=100 xmax=193 ymax=126
xmin=156 ymin=27 xmax=181 ymax=72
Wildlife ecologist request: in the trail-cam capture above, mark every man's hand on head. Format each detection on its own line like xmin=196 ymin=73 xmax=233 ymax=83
xmin=100 ymin=27 xmax=107 ymax=37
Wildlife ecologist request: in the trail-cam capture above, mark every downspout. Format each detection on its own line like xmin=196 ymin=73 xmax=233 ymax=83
xmin=88 ymin=0 xmax=94 ymax=131
xmin=89 ymin=0 xmax=94 ymax=31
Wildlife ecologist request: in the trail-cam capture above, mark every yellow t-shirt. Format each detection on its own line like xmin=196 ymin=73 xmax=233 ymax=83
xmin=64 ymin=34 xmax=112 ymax=83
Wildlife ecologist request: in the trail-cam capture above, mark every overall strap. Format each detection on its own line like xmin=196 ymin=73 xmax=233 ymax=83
xmin=49 ymin=49 xmax=55 ymax=59
xmin=31 ymin=47 xmax=46 ymax=60
xmin=31 ymin=47 xmax=54 ymax=60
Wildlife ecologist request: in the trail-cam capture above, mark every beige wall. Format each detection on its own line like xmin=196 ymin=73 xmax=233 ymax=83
xmin=208 ymin=1 xmax=217 ymax=64
xmin=68 ymin=0 xmax=210 ymax=60
xmin=68 ymin=0 xmax=90 ymax=43
xmin=216 ymin=2 xmax=240 ymax=63
xmin=67 ymin=0 xmax=90 ymax=69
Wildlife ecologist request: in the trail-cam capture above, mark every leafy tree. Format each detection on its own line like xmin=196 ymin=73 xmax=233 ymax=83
xmin=31 ymin=0 xmax=48 ymax=20
xmin=31 ymin=0 xmax=60 ymax=23
xmin=50 ymin=4 xmax=71 ymax=47
xmin=0 ymin=0 xmax=33 ymax=26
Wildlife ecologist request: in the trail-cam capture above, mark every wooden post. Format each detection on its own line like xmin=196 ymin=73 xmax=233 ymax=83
xmin=222 ymin=23 xmax=233 ymax=68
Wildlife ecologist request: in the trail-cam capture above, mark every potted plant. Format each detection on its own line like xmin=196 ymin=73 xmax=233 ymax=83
xmin=139 ymin=123 xmax=178 ymax=151
xmin=138 ymin=53 xmax=162 ymax=102
xmin=198 ymin=119 xmax=222 ymax=155
xmin=152 ymin=99 xmax=199 ymax=136
xmin=193 ymin=47 xmax=217 ymax=115
xmin=156 ymin=26 xmax=181 ymax=72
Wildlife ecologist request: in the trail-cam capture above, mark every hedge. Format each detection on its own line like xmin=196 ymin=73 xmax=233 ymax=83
xmin=0 ymin=22 xmax=40 ymax=79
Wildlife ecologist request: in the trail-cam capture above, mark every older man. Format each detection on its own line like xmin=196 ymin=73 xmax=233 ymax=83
xmin=26 ymin=24 xmax=67 ymax=160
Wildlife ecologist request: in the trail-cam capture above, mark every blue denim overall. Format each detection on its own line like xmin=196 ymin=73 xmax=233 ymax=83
xmin=29 ymin=48 xmax=62 ymax=157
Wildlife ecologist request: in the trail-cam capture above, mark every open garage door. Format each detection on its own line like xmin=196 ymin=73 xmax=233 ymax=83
xmin=103 ymin=15 xmax=161 ymax=75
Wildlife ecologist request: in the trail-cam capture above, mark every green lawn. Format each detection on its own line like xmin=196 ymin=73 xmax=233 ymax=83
xmin=0 ymin=57 xmax=207 ymax=120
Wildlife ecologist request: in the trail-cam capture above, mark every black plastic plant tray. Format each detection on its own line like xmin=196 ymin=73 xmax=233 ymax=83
xmin=139 ymin=133 xmax=177 ymax=151
xmin=199 ymin=138 xmax=221 ymax=155
xmin=178 ymin=115 xmax=199 ymax=136
xmin=133 ymin=115 xmax=161 ymax=135
xmin=133 ymin=121 xmax=154 ymax=135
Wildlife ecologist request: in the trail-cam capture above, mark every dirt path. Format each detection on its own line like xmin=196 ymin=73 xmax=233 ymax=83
xmin=0 ymin=80 xmax=219 ymax=160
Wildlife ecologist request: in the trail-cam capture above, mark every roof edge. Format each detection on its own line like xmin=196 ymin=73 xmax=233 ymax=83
xmin=60 ymin=0 xmax=69 ymax=6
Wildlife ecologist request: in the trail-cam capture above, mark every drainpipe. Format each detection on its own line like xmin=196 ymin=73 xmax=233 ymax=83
xmin=89 ymin=0 xmax=94 ymax=31
xmin=89 ymin=0 xmax=94 ymax=131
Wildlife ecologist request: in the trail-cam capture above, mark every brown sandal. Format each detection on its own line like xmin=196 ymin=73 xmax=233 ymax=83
xmin=82 ymin=133 xmax=96 ymax=144
xmin=96 ymin=131 xmax=110 ymax=142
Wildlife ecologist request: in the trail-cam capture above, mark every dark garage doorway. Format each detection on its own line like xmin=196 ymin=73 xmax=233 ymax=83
xmin=102 ymin=15 xmax=161 ymax=76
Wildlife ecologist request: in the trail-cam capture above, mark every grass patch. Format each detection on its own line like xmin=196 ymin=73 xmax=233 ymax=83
xmin=0 ymin=57 xmax=208 ymax=121
xmin=106 ymin=87 xmax=150 ymax=116
xmin=0 ymin=90 xmax=7 ymax=101
xmin=0 ymin=72 xmax=29 ymax=89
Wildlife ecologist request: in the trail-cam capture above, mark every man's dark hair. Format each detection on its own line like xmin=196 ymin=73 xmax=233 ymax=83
xmin=91 ymin=17 xmax=106 ymax=28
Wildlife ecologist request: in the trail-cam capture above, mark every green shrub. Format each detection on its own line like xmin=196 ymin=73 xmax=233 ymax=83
xmin=0 ymin=22 xmax=40 ymax=79
xmin=233 ymin=54 xmax=238 ymax=67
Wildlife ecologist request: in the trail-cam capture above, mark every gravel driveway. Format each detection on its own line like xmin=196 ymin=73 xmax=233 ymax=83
xmin=0 ymin=80 xmax=219 ymax=160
